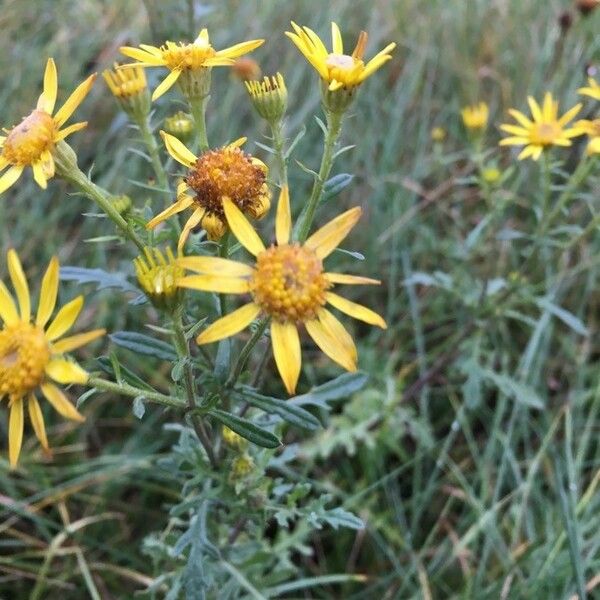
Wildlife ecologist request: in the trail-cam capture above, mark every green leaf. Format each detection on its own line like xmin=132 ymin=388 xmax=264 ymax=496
xmin=480 ymin=368 xmax=545 ymax=410
xmin=110 ymin=331 xmax=178 ymax=361
xmin=209 ymin=409 xmax=281 ymax=448
xmin=96 ymin=356 xmax=157 ymax=392
xmin=536 ymin=297 xmax=589 ymax=336
xmin=284 ymin=125 xmax=306 ymax=159
xmin=323 ymin=173 xmax=354 ymax=200
xmin=237 ymin=388 xmax=321 ymax=430
xmin=60 ymin=266 xmax=140 ymax=295
xmin=291 ymin=372 xmax=369 ymax=410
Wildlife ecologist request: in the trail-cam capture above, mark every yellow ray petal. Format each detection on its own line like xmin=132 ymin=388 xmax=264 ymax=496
xmin=499 ymin=137 xmax=530 ymax=146
xmin=527 ymin=96 xmax=542 ymax=122
xmin=56 ymin=121 xmax=88 ymax=141
xmin=331 ymin=22 xmax=343 ymax=54
xmin=146 ymin=195 xmax=194 ymax=229
xmin=178 ymin=208 xmax=205 ymax=253
xmin=217 ymin=39 xmax=265 ymax=59
xmin=54 ymin=73 xmax=96 ymax=127
xmin=45 ymin=295 xmax=84 ymax=341
xmin=151 ymin=69 xmax=182 ymax=101
xmin=499 ymin=124 xmax=530 ymax=137
xmin=37 ymin=58 xmax=58 ymax=114
xmin=8 ymin=398 xmax=24 ymax=468
xmin=361 ymin=53 xmax=394 ymax=80
xmin=119 ymin=46 xmax=165 ymax=65
xmin=177 ymin=256 xmax=255 ymax=277
xmin=196 ymin=302 xmax=261 ymax=345
xmin=7 ymin=249 xmax=31 ymax=322
xmin=508 ymin=109 xmax=533 ymax=128
xmin=318 ymin=307 xmax=357 ymax=362
xmin=0 ymin=165 xmax=24 ymax=194
xmin=305 ymin=318 xmax=356 ymax=372
xmin=51 ymin=329 xmax=105 ymax=354
xmin=557 ymin=103 xmax=582 ymax=127
xmin=305 ymin=207 xmax=362 ymax=259
xmin=28 ymin=394 xmax=48 ymax=450
xmin=222 ymin=197 xmax=265 ymax=256
xmin=36 ymin=256 xmax=59 ymax=327
xmin=275 ymin=185 xmax=291 ymax=245
xmin=325 ymin=272 xmax=381 ymax=285
xmin=160 ymin=130 xmax=197 ymax=168
xmin=178 ymin=274 xmax=250 ymax=294
xmin=32 ymin=160 xmax=48 ymax=189
xmin=139 ymin=43 xmax=163 ymax=56
xmin=41 ymin=383 xmax=85 ymax=422
xmin=271 ymin=320 xmax=301 ymax=395
xmin=326 ymin=292 xmax=387 ymax=328
xmin=0 ymin=280 xmax=19 ymax=325
xmin=45 ymin=359 xmax=88 ymax=384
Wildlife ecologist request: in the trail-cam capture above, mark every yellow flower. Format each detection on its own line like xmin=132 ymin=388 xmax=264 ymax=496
xmin=461 ymin=102 xmax=489 ymax=131
xmin=147 ymin=132 xmax=271 ymax=250
xmin=134 ymin=246 xmax=185 ymax=310
xmin=0 ymin=250 xmax=105 ymax=467
xmin=285 ymin=22 xmax=395 ymax=91
xmin=245 ymin=73 xmax=288 ymax=122
xmin=431 ymin=127 xmax=446 ymax=142
xmin=177 ymin=188 xmax=386 ymax=395
xmin=499 ymin=93 xmax=582 ymax=160
xmin=0 ymin=58 xmax=96 ymax=194
xmin=102 ymin=63 xmax=147 ymax=99
xmin=574 ymin=118 xmax=600 ymax=155
xmin=482 ymin=167 xmax=501 ymax=184
xmin=120 ymin=29 xmax=264 ymax=101
xmin=578 ymin=77 xmax=600 ymax=101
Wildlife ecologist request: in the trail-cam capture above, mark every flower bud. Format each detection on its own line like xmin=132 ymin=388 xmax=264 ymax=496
xmin=245 ymin=73 xmax=288 ymax=124
xmin=163 ymin=111 xmax=194 ymax=142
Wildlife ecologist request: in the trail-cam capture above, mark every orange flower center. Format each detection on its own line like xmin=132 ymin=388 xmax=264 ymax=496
xmin=2 ymin=110 xmax=56 ymax=165
xmin=0 ymin=323 xmax=50 ymax=400
xmin=162 ymin=42 xmax=217 ymax=71
xmin=531 ymin=122 xmax=561 ymax=146
xmin=185 ymin=147 xmax=268 ymax=219
xmin=251 ymin=244 xmax=329 ymax=323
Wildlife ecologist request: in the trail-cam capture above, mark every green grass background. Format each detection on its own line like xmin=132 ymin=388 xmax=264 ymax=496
xmin=0 ymin=0 xmax=599 ymax=597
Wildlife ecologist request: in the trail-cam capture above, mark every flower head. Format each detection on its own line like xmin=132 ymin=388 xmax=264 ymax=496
xmin=120 ymin=29 xmax=264 ymax=101
xmin=0 ymin=58 xmax=95 ymax=194
xmin=285 ymin=22 xmax=395 ymax=92
xmin=163 ymin=111 xmax=194 ymax=141
xmin=574 ymin=118 xmax=600 ymax=155
xmin=134 ymin=246 xmax=185 ymax=310
xmin=103 ymin=63 xmax=149 ymax=118
xmin=499 ymin=93 xmax=582 ymax=160
xmin=578 ymin=77 xmax=600 ymax=101
xmin=232 ymin=57 xmax=262 ymax=81
xmin=0 ymin=250 xmax=104 ymax=467
xmin=461 ymin=102 xmax=489 ymax=131
xmin=245 ymin=73 xmax=288 ymax=122
xmin=147 ymin=132 xmax=271 ymax=250
xmin=431 ymin=127 xmax=446 ymax=142
xmin=177 ymin=188 xmax=386 ymax=394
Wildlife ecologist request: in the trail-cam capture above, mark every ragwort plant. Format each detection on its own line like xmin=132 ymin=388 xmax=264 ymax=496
xmin=0 ymin=19 xmax=396 ymax=597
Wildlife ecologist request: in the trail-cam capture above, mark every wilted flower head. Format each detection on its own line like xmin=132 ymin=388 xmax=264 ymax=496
xmin=232 ymin=57 xmax=262 ymax=81
xmin=146 ymin=132 xmax=271 ymax=250
xmin=0 ymin=58 xmax=95 ymax=194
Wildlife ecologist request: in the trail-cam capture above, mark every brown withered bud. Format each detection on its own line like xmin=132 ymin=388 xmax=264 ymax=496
xmin=558 ymin=11 xmax=573 ymax=31
xmin=576 ymin=0 xmax=600 ymax=16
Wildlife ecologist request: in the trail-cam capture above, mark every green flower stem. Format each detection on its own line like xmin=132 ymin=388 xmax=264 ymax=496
xmin=135 ymin=113 xmax=169 ymax=193
xmin=295 ymin=109 xmax=344 ymax=242
xmin=226 ymin=317 xmax=270 ymax=388
xmin=545 ymin=155 xmax=597 ymax=226
xmin=270 ymin=118 xmax=288 ymax=190
xmin=189 ymin=95 xmax=210 ymax=153
xmin=88 ymin=376 xmax=185 ymax=409
xmin=58 ymin=157 xmax=146 ymax=252
xmin=172 ymin=309 xmax=218 ymax=469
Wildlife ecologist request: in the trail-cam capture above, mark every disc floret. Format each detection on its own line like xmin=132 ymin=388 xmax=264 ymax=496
xmin=251 ymin=244 xmax=329 ymax=323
